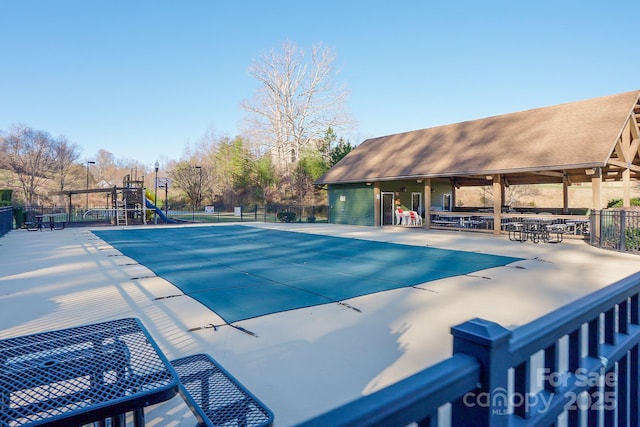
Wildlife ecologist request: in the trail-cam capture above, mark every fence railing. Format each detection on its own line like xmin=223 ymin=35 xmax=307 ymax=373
xmin=429 ymin=211 xmax=590 ymax=238
xmin=12 ymin=205 xmax=330 ymax=227
xmin=591 ymin=209 xmax=640 ymax=252
xmin=298 ymin=271 xmax=640 ymax=426
xmin=0 ymin=207 xmax=13 ymax=237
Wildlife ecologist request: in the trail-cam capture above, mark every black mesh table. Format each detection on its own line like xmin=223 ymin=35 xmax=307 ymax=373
xmin=0 ymin=318 xmax=179 ymax=427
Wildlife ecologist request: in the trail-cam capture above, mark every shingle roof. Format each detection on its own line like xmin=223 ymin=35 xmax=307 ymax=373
xmin=316 ymin=90 xmax=640 ymax=185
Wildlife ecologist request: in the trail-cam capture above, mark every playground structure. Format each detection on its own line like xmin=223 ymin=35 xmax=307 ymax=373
xmin=50 ymin=172 xmax=176 ymax=226
xmin=114 ymin=173 xmax=145 ymax=225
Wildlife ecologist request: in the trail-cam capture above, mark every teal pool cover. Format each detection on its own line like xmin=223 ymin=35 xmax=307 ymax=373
xmin=93 ymin=226 xmax=522 ymax=323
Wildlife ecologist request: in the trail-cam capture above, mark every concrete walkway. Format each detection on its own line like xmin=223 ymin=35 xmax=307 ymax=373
xmin=1 ymin=223 xmax=639 ymax=426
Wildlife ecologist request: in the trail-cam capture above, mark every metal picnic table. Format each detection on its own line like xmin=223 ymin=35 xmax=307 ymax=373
xmin=0 ymin=318 xmax=179 ymax=427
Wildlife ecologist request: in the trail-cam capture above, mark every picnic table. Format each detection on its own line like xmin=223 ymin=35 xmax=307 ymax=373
xmin=0 ymin=317 xmax=275 ymax=427
xmin=0 ymin=318 xmax=179 ymax=426
xmin=507 ymin=219 xmax=566 ymax=243
xmin=25 ymin=214 xmax=66 ymax=231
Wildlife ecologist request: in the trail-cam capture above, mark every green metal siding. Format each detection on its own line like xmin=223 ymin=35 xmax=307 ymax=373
xmin=328 ymin=184 xmax=374 ymax=226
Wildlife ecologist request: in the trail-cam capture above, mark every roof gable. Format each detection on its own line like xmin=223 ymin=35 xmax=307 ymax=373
xmin=317 ymin=90 xmax=640 ymax=184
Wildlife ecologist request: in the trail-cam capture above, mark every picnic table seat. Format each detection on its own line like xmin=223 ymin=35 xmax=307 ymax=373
xmin=545 ymin=223 xmax=566 ymax=243
xmin=171 ymin=353 xmax=274 ymax=427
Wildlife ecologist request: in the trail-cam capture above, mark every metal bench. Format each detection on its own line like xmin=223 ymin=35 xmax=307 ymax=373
xmin=25 ymin=216 xmax=65 ymax=231
xmin=171 ymin=354 xmax=274 ymax=427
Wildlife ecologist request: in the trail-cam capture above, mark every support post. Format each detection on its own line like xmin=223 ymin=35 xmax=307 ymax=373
xmin=451 ymin=180 xmax=457 ymax=211
xmin=451 ymin=318 xmax=511 ymax=427
xmin=493 ymin=175 xmax=501 ymax=235
xmin=591 ymin=168 xmax=602 ymax=211
xmin=592 ymin=168 xmax=602 ymax=242
xmin=562 ymin=174 xmax=569 ymax=214
xmin=620 ymin=210 xmax=627 ymax=251
xmin=373 ymin=182 xmax=380 ymax=227
xmin=424 ymin=178 xmax=432 ymax=229
xmin=67 ymin=193 xmax=72 ymax=225
xmin=623 ymin=168 xmax=631 ymax=208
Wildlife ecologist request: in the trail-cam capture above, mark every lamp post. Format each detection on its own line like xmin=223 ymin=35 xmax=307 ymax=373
xmin=197 ymin=166 xmax=202 ymax=210
xmin=193 ymin=166 xmax=202 ymax=222
xmin=154 ymin=161 xmax=159 ymax=224
xmin=164 ymin=182 xmax=169 ymax=218
xmin=86 ymin=161 xmax=95 ymax=211
xmin=159 ymin=179 xmax=169 ymax=219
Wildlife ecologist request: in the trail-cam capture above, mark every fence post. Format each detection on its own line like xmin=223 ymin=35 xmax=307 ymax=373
xmin=599 ymin=210 xmax=604 ymax=248
xmin=450 ymin=318 xmax=511 ymax=427
xmin=589 ymin=211 xmax=595 ymax=246
xmin=620 ymin=210 xmax=626 ymax=251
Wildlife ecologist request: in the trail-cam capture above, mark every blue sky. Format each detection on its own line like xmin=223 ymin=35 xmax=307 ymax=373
xmin=1 ymin=1 xmax=638 ymax=167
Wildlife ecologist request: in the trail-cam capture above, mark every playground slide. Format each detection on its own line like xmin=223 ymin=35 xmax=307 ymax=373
xmin=145 ymin=190 xmax=178 ymax=223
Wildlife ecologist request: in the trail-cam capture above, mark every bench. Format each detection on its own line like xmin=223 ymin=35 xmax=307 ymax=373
xmin=25 ymin=217 xmax=66 ymax=231
xmin=171 ymin=354 xmax=274 ymax=427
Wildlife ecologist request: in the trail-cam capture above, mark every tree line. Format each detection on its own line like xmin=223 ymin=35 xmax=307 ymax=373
xmin=0 ymin=124 xmax=353 ymax=210
xmin=0 ymin=41 xmax=355 ymax=210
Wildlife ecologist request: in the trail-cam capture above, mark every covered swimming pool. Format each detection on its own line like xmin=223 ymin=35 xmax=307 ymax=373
xmin=93 ymin=225 xmax=522 ymax=323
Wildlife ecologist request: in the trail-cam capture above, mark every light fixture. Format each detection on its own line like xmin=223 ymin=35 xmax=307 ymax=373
xmin=153 ymin=161 xmax=159 ymax=224
xmin=585 ymin=168 xmax=597 ymax=176
xmin=86 ymin=161 xmax=96 ymax=210
xmin=485 ymin=175 xmax=493 ymax=180
xmin=417 ymin=179 xmax=423 ymax=183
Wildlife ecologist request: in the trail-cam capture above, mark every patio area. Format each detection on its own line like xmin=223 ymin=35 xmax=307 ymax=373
xmin=1 ymin=223 xmax=640 ymax=426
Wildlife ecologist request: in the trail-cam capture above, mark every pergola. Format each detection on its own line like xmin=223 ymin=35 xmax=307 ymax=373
xmin=316 ymin=90 xmax=640 ymax=233
xmin=50 ymin=187 xmax=117 ymax=218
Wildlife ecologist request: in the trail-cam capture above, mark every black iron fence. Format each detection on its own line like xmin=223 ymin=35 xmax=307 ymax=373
xmin=162 ymin=204 xmax=329 ymax=224
xmin=12 ymin=205 xmax=330 ymax=227
xmin=590 ymin=209 xmax=640 ymax=252
xmin=0 ymin=207 xmax=12 ymax=237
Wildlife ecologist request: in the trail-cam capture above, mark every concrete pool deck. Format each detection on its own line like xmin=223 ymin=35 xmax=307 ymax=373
xmin=1 ymin=223 xmax=639 ymax=426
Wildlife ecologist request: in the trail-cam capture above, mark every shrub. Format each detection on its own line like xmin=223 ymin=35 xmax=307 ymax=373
xmin=0 ymin=189 xmax=12 ymax=202
xmin=626 ymin=228 xmax=640 ymax=251
xmin=607 ymin=198 xmax=640 ymax=208
xmin=277 ymin=211 xmax=296 ymax=223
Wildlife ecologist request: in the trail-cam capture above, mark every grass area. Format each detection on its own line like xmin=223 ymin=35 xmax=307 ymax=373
xmin=458 ymin=182 xmax=640 ymax=208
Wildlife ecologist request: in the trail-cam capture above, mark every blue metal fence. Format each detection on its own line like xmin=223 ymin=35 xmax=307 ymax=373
xmin=298 ymin=271 xmax=640 ymax=426
xmin=0 ymin=207 xmax=13 ymax=237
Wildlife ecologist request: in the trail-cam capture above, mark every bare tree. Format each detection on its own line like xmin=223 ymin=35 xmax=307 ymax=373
xmin=241 ymin=41 xmax=353 ymax=173
xmin=51 ymin=135 xmax=81 ymax=192
xmin=171 ymin=161 xmax=208 ymax=208
xmin=483 ymin=184 xmax=541 ymax=207
xmin=94 ymin=149 xmax=118 ymax=184
xmin=0 ymin=124 xmax=55 ymax=206
xmin=88 ymin=149 xmax=148 ymax=188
